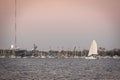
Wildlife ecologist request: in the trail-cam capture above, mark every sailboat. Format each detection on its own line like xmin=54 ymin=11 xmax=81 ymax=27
xmin=9 ymin=0 xmax=27 ymax=58
xmin=86 ymin=40 xmax=98 ymax=59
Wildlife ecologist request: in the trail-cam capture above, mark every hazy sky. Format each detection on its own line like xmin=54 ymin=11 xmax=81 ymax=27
xmin=0 ymin=0 xmax=120 ymax=50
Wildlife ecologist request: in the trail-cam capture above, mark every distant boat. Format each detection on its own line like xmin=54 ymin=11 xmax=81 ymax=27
xmin=41 ymin=55 xmax=46 ymax=58
xmin=74 ymin=56 xmax=79 ymax=58
xmin=113 ymin=55 xmax=120 ymax=59
xmin=0 ymin=56 xmax=5 ymax=58
xmin=86 ymin=40 xmax=98 ymax=59
xmin=40 ymin=52 xmax=46 ymax=58
xmin=10 ymin=55 xmax=16 ymax=58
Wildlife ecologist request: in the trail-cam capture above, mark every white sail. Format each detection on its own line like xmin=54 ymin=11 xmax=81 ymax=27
xmin=88 ymin=40 xmax=98 ymax=56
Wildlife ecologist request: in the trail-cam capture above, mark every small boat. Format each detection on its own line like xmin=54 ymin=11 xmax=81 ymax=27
xmin=0 ymin=56 xmax=5 ymax=58
xmin=41 ymin=56 xmax=46 ymax=58
xmin=74 ymin=56 xmax=79 ymax=58
xmin=10 ymin=55 xmax=16 ymax=58
xmin=113 ymin=55 xmax=120 ymax=59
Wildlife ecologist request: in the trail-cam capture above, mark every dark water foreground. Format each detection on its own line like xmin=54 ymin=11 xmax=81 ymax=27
xmin=0 ymin=58 xmax=120 ymax=80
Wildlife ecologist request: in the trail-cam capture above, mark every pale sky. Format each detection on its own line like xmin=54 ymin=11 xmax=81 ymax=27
xmin=0 ymin=0 xmax=120 ymax=50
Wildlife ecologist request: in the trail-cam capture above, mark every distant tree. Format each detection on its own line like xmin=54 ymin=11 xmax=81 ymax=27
xmin=82 ymin=49 xmax=89 ymax=56
xmin=106 ymin=50 xmax=114 ymax=57
xmin=77 ymin=51 xmax=82 ymax=57
xmin=98 ymin=47 xmax=106 ymax=56
xmin=112 ymin=49 xmax=120 ymax=56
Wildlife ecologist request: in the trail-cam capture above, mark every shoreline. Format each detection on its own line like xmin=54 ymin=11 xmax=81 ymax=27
xmin=0 ymin=56 xmax=120 ymax=59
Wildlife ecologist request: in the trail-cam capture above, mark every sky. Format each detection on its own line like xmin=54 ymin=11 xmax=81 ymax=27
xmin=0 ymin=0 xmax=120 ymax=50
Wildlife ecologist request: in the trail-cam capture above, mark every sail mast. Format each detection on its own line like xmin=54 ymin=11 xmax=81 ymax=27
xmin=15 ymin=0 xmax=17 ymax=48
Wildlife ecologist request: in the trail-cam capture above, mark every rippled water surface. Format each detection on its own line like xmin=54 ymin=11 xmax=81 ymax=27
xmin=0 ymin=58 xmax=120 ymax=80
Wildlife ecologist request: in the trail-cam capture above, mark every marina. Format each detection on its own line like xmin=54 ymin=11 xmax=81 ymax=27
xmin=0 ymin=48 xmax=120 ymax=59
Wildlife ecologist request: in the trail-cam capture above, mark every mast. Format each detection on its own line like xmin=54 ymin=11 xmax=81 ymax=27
xmin=73 ymin=46 xmax=76 ymax=56
xmin=15 ymin=0 xmax=17 ymax=48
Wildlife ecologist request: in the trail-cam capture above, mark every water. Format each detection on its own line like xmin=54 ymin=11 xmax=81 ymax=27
xmin=0 ymin=58 xmax=120 ymax=80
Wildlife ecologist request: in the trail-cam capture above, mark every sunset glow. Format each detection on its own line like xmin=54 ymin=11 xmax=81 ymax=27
xmin=0 ymin=0 xmax=120 ymax=50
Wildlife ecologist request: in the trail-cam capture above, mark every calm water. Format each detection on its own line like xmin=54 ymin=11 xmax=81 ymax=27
xmin=0 ymin=58 xmax=120 ymax=80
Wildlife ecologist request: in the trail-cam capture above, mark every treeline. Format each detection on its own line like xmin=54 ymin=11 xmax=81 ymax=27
xmin=98 ymin=47 xmax=120 ymax=57
xmin=44 ymin=48 xmax=120 ymax=57
xmin=0 ymin=48 xmax=120 ymax=58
